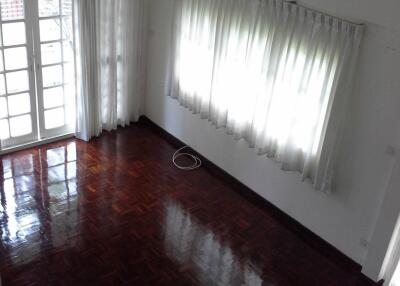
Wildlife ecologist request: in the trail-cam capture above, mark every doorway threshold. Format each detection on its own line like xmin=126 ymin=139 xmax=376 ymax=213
xmin=0 ymin=133 xmax=75 ymax=156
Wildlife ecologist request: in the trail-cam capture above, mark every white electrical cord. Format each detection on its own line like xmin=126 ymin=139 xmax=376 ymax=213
xmin=172 ymin=146 xmax=202 ymax=170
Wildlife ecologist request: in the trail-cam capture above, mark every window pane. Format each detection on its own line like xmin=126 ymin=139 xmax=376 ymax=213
xmin=9 ymin=114 xmax=32 ymax=137
xmin=40 ymin=19 xmax=61 ymax=42
xmin=63 ymin=63 xmax=74 ymax=84
xmin=42 ymin=65 xmax=62 ymax=87
xmin=62 ymin=17 xmax=72 ymax=40
xmin=65 ymin=103 xmax=75 ymax=126
xmin=8 ymin=93 xmax=30 ymax=116
xmin=39 ymin=0 xmax=60 ymax=17
xmin=0 ymin=118 xmax=9 ymax=139
xmin=2 ymin=22 xmax=26 ymax=46
xmin=0 ymin=0 xmax=24 ymax=21
xmin=62 ymin=0 xmax=72 ymax=15
xmin=0 ymin=74 xmax=5 ymax=95
xmin=64 ymin=83 xmax=75 ymax=100
xmin=64 ymin=84 xmax=75 ymax=126
xmin=41 ymin=42 xmax=62 ymax=65
xmin=43 ymin=86 xmax=63 ymax=109
xmin=6 ymin=70 xmax=29 ymax=93
xmin=0 ymin=50 xmax=3 ymax=72
xmin=0 ymin=96 xmax=7 ymax=118
xmin=4 ymin=47 xmax=27 ymax=70
xmin=45 ymin=107 xmax=64 ymax=129
xmin=62 ymin=41 xmax=73 ymax=62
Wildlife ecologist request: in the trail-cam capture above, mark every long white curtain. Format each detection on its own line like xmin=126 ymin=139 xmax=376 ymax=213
xmin=74 ymin=0 xmax=101 ymax=141
xmin=166 ymin=0 xmax=363 ymax=191
xmin=74 ymin=0 xmax=147 ymax=141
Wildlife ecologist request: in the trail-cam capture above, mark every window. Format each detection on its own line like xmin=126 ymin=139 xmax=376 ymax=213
xmin=167 ymin=0 xmax=363 ymax=191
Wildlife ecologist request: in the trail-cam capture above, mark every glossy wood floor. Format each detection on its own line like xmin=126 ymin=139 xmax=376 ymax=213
xmin=0 ymin=122 xmax=376 ymax=286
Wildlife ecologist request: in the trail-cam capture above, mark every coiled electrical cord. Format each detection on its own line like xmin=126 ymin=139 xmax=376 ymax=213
xmin=172 ymin=146 xmax=202 ymax=170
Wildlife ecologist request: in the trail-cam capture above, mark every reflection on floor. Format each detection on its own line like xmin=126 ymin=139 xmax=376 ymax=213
xmin=0 ymin=122 xmax=376 ymax=285
xmin=1 ymin=143 xmax=78 ymax=267
xmin=164 ymin=200 xmax=262 ymax=286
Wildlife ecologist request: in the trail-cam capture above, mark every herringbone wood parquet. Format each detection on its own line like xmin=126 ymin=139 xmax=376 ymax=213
xmin=0 ymin=120 xmax=377 ymax=286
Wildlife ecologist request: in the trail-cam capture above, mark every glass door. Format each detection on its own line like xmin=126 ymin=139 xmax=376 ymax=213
xmin=33 ymin=0 xmax=75 ymax=139
xmin=0 ymin=0 xmax=75 ymax=151
xmin=0 ymin=0 xmax=38 ymax=148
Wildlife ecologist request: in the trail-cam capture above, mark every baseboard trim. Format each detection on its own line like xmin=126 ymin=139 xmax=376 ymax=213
xmin=139 ymin=115 xmax=377 ymax=284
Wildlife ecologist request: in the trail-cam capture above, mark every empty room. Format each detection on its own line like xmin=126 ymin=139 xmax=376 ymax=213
xmin=0 ymin=0 xmax=399 ymax=285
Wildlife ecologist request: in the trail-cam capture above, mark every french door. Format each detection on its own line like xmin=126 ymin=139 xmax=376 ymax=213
xmin=0 ymin=0 xmax=75 ymax=150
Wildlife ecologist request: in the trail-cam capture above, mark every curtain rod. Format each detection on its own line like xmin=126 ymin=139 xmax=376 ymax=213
xmin=281 ymin=0 xmax=365 ymax=27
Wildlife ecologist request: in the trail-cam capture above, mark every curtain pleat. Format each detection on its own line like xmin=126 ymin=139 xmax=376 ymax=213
xmin=74 ymin=0 xmax=101 ymax=141
xmin=167 ymin=0 xmax=364 ymax=191
xmin=74 ymin=0 xmax=147 ymax=141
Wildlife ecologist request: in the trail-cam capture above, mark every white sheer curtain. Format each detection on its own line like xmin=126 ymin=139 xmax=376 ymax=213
xmin=74 ymin=0 xmax=147 ymax=141
xmin=74 ymin=0 xmax=101 ymax=141
xmin=166 ymin=0 xmax=363 ymax=191
xmin=98 ymin=0 xmax=147 ymax=130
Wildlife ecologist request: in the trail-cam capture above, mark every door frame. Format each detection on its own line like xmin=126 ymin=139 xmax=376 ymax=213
xmin=0 ymin=0 xmax=76 ymax=150
xmin=31 ymin=0 xmax=75 ymax=140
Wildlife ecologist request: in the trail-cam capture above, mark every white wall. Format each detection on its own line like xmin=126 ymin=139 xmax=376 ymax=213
xmin=145 ymin=0 xmax=400 ymax=280
xmin=362 ymin=131 xmax=400 ymax=281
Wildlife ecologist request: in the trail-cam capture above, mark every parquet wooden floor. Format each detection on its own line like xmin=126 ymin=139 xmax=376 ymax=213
xmin=0 ymin=121 xmax=377 ymax=285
